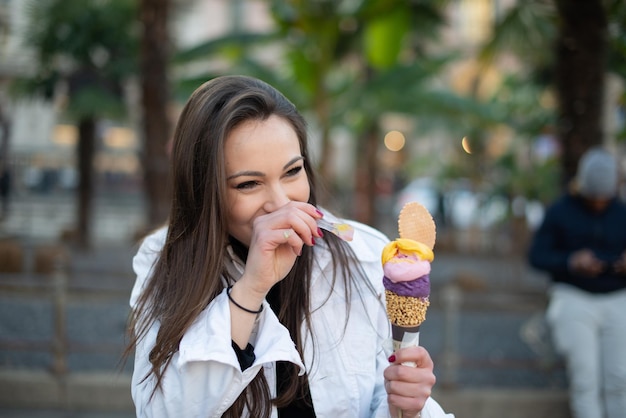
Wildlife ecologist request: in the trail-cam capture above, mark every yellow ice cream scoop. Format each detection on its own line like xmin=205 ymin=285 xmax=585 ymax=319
xmin=381 ymin=238 xmax=434 ymax=264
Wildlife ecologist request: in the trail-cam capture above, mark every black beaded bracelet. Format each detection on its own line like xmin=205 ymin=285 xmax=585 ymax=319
xmin=226 ymin=285 xmax=264 ymax=314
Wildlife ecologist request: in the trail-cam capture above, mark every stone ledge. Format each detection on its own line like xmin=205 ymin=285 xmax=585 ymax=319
xmin=0 ymin=370 xmax=133 ymax=411
xmin=433 ymin=388 xmax=571 ymax=418
xmin=0 ymin=370 xmax=571 ymax=417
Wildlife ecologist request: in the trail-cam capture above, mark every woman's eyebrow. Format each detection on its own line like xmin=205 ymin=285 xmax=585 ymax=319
xmin=284 ymin=156 xmax=304 ymax=168
xmin=227 ymin=170 xmax=263 ymax=181
xmin=227 ymin=156 xmax=304 ymax=181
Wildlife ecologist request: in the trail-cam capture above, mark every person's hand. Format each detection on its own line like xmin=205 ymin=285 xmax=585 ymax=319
xmin=611 ymin=251 xmax=626 ymax=274
xmin=568 ymin=249 xmax=605 ymax=277
xmin=237 ymin=202 xmax=323 ymax=297
xmin=384 ymin=346 xmax=436 ymax=418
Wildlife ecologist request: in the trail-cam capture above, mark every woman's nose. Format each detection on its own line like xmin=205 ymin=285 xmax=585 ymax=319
xmin=263 ymin=184 xmax=291 ymax=212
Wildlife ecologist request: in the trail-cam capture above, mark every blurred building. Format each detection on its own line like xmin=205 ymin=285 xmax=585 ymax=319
xmin=0 ymin=0 xmax=75 ymax=194
xmin=0 ymin=0 xmax=274 ymax=197
xmin=0 ymin=1 xmax=147 ymax=195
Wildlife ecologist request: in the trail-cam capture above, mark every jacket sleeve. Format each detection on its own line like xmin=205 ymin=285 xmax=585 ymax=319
xmin=422 ymin=397 xmax=456 ymax=418
xmin=130 ymin=230 xmax=305 ymax=418
xmin=131 ymin=292 xmax=264 ymax=418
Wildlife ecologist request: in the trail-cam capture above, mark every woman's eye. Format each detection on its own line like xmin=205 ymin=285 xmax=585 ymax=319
xmin=285 ymin=166 xmax=303 ymax=177
xmin=235 ymin=180 xmax=259 ymax=190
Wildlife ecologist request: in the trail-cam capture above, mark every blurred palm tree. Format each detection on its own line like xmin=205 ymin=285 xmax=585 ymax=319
xmin=138 ymin=0 xmax=172 ymax=230
xmin=480 ymin=0 xmax=626 ymax=187
xmin=173 ymin=0 xmax=495 ymax=224
xmin=18 ymin=0 xmax=139 ymax=249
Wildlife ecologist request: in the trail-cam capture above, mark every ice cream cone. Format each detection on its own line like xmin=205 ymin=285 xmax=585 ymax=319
xmin=383 ymin=201 xmax=436 ymax=370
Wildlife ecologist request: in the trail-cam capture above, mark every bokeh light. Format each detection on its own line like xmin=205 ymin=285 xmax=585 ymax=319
xmin=461 ymin=136 xmax=472 ymax=154
xmin=53 ymin=124 xmax=78 ymax=146
xmin=103 ymin=127 xmax=137 ymax=149
xmin=384 ymin=130 xmax=406 ymax=152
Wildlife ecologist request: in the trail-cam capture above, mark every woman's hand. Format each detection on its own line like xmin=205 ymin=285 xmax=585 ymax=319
xmin=237 ymin=202 xmax=323 ymax=297
xmin=228 ymin=202 xmax=322 ymax=347
xmin=384 ymin=346 xmax=436 ymax=418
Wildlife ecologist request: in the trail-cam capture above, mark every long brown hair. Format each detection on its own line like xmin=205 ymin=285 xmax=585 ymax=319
xmin=126 ymin=75 xmax=374 ymax=417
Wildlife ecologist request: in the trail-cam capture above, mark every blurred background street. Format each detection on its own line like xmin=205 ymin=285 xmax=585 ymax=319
xmin=1 ymin=0 xmax=625 ymax=416
xmin=0 ymin=192 xmax=569 ymax=418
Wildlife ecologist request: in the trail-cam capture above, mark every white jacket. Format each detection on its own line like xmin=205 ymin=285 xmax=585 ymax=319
xmin=130 ymin=221 xmax=454 ymax=418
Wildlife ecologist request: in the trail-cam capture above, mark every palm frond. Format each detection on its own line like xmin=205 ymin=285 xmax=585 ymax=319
xmin=478 ymin=0 xmax=557 ymax=68
xmin=173 ymin=32 xmax=279 ymax=63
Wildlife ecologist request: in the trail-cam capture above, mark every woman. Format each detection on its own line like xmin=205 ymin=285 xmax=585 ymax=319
xmin=127 ymin=75 xmax=453 ymax=418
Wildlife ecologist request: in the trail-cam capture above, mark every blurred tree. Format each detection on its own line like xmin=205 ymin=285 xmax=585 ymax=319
xmin=19 ymin=0 xmax=138 ymax=249
xmin=173 ymin=0 xmax=493 ymax=224
xmin=266 ymin=0 xmax=465 ymax=224
xmin=139 ymin=0 xmax=172 ymax=230
xmin=480 ymin=0 xmax=626 ymax=189
xmin=484 ymin=75 xmax=560 ymax=204
xmin=0 ymin=101 xmax=10 ymax=220
xmin=555 ymin=0 xmax=607 ymax=183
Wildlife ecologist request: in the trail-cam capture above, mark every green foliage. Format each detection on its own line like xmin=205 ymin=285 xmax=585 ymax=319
xmin=173 ymin=32 xmax=278 ymax=63
xmin=363 ymin=6 xmax=410 ymax=69
xmin=18 ymin=0 xmax=139 ymax=119
xmin=173 ymin=0 xmax=507 ymax=205
xmin=491 ymin=150 xmax=560 ymax=203
xmin=68 ymin=86 xmax=128 ymax=121
xmin=334 ymin=58 xmax=498 ymax=136
xmin=606 ymin=0 xmax=626 ymax=144
xmin=24 ymin=0 xmax=138 ymax=74
xmin=173 ymin=0 xmax=464 ymax=118
xmin=607 ymin=0 xmax=626 ymax=79
xmin=487 ymin=74 xmax=556 ymax=136
xmin=8 ymin=72 xmax=59 ymax=99
xmin=478 ymin=0 xmax=626 ymax=194
xmin=479 ymin=0 xmax=557 ymax=72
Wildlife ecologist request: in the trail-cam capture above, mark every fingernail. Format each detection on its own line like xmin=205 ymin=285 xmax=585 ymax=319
xmin=315 ymin=209 xmax=324 ymax=217
xmin=388 ymin=354 xmax=396 ymax=363
xmin=317 ymin=227 xmax=324 ymax=237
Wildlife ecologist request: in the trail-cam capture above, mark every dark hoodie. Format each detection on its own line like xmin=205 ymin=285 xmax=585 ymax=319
xmin=528 ymin=192 xmax=626 ymax=294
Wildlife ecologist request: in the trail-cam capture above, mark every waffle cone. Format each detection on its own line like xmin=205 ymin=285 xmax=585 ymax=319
xmin=398 ymin=202 xmax=436 ymax=250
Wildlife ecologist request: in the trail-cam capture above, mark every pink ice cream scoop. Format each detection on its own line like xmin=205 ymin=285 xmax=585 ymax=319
xmin=383 ymin=255 xmax=430 ymax=298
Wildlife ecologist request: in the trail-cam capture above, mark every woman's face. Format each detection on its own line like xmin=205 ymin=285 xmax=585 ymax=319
xmin=224 ymin=114 xmax=310 ymax=246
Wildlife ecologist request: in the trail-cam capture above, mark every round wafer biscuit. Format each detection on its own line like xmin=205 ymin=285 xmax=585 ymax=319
xmin=398 ymin=202 xmax=436 ymax=249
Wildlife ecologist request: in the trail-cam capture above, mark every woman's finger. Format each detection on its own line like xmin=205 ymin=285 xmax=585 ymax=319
xmin=391 ymin=346 xmax=434 ymax=371
xmin=281 ymin=228 xmax=303 ymax=256
xmin=258 ymin=202 xmax=322 ymax=246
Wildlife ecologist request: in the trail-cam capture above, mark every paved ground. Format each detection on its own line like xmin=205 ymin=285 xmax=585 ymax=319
xmin=0 ymin=193 xmax=572 ymax=417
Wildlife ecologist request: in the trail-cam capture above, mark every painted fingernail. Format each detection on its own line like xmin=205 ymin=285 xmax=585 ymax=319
xmin=317 ymin=227 xmax=324 ymax=237
xmin=388 ymin=354 xmax=396 ymax=363
xmin=315 ymin=209 xmax=324 ymax=217
xmin=311 ymin=237 xmax=316 ymax=246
